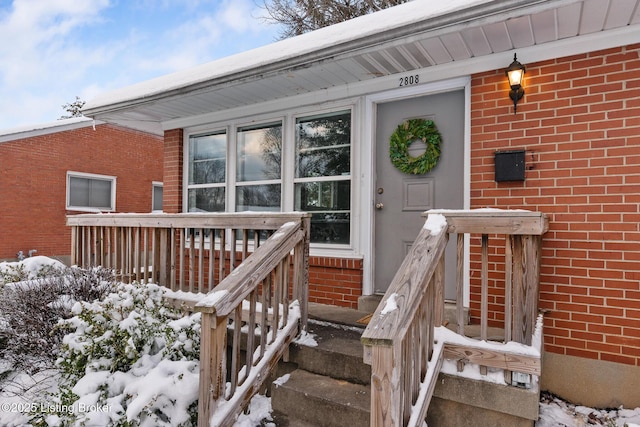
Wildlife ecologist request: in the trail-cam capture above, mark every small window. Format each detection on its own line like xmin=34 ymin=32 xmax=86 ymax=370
xmin=152 ymin=182 xmax=163 ymax=212
xmin=67 ymin=172 xmax=116 ymax=212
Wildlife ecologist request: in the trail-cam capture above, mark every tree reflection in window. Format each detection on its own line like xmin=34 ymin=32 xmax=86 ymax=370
xmin=296 ymin=111 xmax=350 ymax=178
xmin=189 ymin=132 xmax=226 ymax=185
xmin=237 ymin=123 xmax=282 ymax=182
xmin=188 ymin=131 xmax=227 ymax=212
xmin=295 ymin=111 xmax=351 ymax=244
xmin=236 ymin=123 xmax=282 ymax=211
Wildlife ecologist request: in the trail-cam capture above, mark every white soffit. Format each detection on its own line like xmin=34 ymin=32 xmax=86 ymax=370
xmin=83 ymin=0 xmax=640 ymax=134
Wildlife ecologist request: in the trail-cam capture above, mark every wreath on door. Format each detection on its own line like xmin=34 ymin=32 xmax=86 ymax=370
xmin=389 ymin=118 xmax=441 ymax=175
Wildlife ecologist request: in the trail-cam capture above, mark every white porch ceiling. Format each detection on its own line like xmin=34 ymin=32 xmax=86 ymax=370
xmin=84 ymin=0 xmax=640 ymax=134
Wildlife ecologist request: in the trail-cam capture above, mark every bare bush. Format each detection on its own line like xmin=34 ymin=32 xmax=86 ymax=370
xmin=0 ymin=267 xmax=116 ymax=372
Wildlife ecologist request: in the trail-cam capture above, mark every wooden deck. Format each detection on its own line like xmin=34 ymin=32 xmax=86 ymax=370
xmin=67 ymin=209 xmax=547 ymax=427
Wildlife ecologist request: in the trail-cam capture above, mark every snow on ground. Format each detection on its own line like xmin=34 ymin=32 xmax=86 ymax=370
xmin=0 ymin=361 xmax=60 ymax=427
xmin=1 ymin=258 xmax=640 ymax=426
xmin=537 ymin=392 xmax=640 ymax=427
xmin=2 ymin=344 xmax=640 ymax=426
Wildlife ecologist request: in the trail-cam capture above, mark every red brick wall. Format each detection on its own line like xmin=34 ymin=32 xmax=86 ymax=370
xmin=163 ymin=129 xmax=183 ymax=214
xmin=178 ymin=250 xmax=363 ymax=310
xmin=0 ymin=123 xmax=163 ymax=260
xmin=471 ymin=44 xmax=640 ymax=366
xmin=308 ymin=257 xmax=363 ymax=309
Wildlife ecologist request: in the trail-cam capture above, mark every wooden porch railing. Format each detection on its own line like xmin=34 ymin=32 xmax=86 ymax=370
xmin=361 ymin=209 xmax=548 ymax=427
xmin=67 ymin=212 xmax=311 ymax=427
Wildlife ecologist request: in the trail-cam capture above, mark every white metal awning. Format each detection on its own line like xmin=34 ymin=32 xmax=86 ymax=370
xmin=83 ymin=0 xmax=640 ymax=134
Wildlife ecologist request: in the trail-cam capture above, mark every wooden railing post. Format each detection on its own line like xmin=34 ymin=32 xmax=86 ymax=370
xmin=370 ymin=345 xmax=398 ymax=426
xmin=197 ymin=311 xmax=228 ymax=427
xmin=362 ymin=216 xmax=448 ymax=427
xmin=70 ymin=225 xmax=78 ymax=266
xmin=513 ymin=234 xmax=542 ymax=346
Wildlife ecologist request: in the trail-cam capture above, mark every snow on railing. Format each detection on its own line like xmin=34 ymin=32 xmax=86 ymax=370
xmin=362 ymin=209 xmax=548 ymax=427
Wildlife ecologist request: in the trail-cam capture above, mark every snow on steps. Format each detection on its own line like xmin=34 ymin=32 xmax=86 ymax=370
xmin=271 ymin=320 xmax=371 ymax=427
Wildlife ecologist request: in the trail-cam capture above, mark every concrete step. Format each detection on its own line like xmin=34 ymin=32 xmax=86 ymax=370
xmin=271 ymin=368 xmax=370 ymax=427
xmin=289 ymin=320 xmax=371 ymax=385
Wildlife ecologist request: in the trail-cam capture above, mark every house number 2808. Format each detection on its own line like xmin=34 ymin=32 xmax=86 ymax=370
xmin=399 ymin=75 xmax=419 ymax=87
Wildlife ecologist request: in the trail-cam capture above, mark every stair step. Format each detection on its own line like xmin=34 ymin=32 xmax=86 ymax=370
xmin=290 ymin=320 xmax=371 ymax=385
xmin=271 ymin=368 xmax=370 ymax=427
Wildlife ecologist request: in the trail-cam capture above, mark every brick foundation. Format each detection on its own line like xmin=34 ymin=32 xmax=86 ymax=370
xmin=308 ymin=257 xmax=363 ymax=309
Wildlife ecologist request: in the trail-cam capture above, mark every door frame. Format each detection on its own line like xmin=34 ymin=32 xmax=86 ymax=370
xmin=360 ymin=76 xmax=471 ymax=306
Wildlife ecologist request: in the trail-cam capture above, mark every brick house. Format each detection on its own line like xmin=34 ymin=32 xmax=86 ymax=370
xmin=0 ymin=118 xmax=163 ymax=263
xmin=82 ymin=0 xmax=639 ymax=410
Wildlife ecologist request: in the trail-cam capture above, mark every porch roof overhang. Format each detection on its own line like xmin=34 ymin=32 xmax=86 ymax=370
xmin=83 ymin=0 xmax=640 ymax=135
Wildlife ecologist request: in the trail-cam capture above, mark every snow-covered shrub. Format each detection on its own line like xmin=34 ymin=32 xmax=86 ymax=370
xmin=0 ymin=256 xmax=66 ymax=285
xmin=0 ymin=266 xmax=116 ymax=371
xmin=32 ymin=283 xmax=201 ymax=427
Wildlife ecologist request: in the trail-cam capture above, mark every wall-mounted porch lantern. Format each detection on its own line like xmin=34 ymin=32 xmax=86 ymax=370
xmin=505 ymin=53 xmax=526 ymax=114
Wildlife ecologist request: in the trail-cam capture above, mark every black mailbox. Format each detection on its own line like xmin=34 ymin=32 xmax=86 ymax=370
xmin=495 ymin=149 xmax=526 ymax=182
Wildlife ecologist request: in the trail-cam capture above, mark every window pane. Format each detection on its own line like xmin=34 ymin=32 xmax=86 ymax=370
xmin=236 ymin=184 xmax=281 ymax=212
xmin=153 ymin=185 xmax=163 ymax=211
xmin=188 ymin=187 xmax=225 ymax=212
xmin=308 ymin=212 xmax=350 ymax=244
xmin=295 ymin=180 xmax=350 ymax=244
xmin=296 ymin=111 xmax=351 ymax=178
xmin=69 ymin=177 xmax=90 ymax=207
xmin=90 ymin=179 xmax=112 ymax=208
xmin=237 ymin=123 xmax=282 ymax=182
xmin=189 ymin=133 xmax=226 ymax=185
xmin=69 ymin=176 xmax=113 ymax=210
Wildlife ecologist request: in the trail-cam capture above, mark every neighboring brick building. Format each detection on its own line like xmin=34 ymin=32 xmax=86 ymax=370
xmin=0 ymin=118 xmax=163 ymax=263
xmin=82 ymin=0 xmax=639 ymax=409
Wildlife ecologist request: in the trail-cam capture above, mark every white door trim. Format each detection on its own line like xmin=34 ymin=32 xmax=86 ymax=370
xmin=361 ymin=76 xmax=471 ymax=306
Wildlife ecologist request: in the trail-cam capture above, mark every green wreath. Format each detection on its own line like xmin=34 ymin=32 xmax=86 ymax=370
xmin=389 ymin=118 xmax=441 ymax=175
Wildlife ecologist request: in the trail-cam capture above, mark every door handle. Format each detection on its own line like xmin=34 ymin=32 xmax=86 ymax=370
xmin=375 ymin=202 xmax=384 ymax=209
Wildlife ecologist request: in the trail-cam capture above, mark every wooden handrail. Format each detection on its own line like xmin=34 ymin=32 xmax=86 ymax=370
xmin=66 ymin=212 xmax=311 ymax=229
xmin=192 ymin=217 xmax=310 ymax=427
xmin=362 ymin=214 xmax=449 ymax=426
xmin=67 ymin=212 xmax=311 ymax=427
xmin=195 ymin=221 xmax=305 ymax=315
xmin=362 ymin=209 xmax=547 ymax=427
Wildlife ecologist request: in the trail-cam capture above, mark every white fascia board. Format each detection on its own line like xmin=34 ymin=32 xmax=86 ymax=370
xmin=163 ymin=21 xmax=639 ymax=132
xmin=0 ymin=117 xmax=100 ymax=144
xmin=84 ymin=0 xmax=562 ymax=116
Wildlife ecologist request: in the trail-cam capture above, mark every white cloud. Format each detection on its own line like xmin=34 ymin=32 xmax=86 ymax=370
xmin=0 ymin=0 xmax=114 ymax=126
xmin=128 ymin=0 xmax=278 ymax=73
xmin=0 ymin=0 xmax=281 ymax=129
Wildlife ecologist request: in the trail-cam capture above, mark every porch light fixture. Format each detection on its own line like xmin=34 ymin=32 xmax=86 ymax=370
xmin=505 ymin=53 xmax=526 ymax=114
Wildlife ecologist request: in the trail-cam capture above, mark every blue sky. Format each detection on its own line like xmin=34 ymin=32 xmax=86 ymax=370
xmin=0 ymin=0 xmax=282 ymax=130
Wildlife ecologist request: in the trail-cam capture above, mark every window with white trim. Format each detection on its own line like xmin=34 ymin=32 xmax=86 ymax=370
xmin=294 ymin=110 xmax=351 ymax=244
xmin=185 ymin=109 xmax=352 ymax=245
xmin=236 ymin=122 xmax=282 ymax=212
xmin=66 ymin=172 xmax=116 ymax=212
xmin=152 ymin=182 xmax=163 ymax=212
xmin=187 ymin=131 xmax=226 ymax=212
